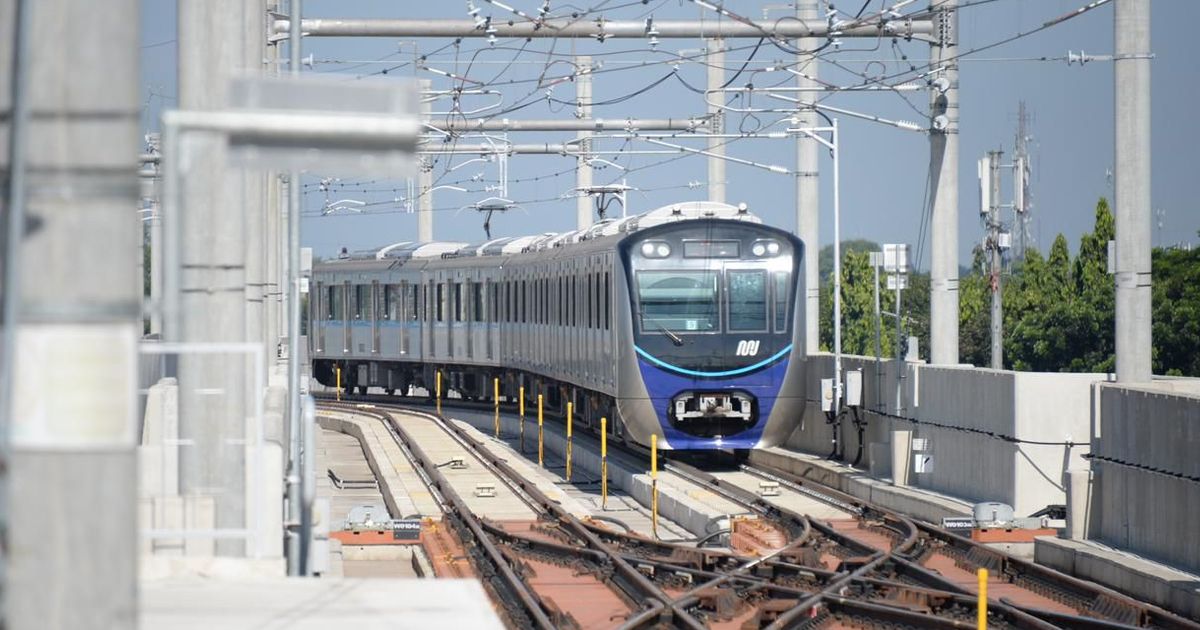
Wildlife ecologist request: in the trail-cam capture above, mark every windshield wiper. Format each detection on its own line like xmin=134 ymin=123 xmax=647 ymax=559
xmin=650 ymin=319 xmax=685 ymax=347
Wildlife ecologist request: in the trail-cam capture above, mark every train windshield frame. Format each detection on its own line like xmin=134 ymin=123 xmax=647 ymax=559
xmin=636 ymin=270 xmax=720 ymax=333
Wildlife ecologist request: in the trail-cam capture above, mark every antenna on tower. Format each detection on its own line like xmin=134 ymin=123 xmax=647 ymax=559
xmin=1012 ymin=101 xmax=1034 ymax=261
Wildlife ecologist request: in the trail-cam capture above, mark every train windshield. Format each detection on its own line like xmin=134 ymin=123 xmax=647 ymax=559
xmin=637 ymin=270 xmax=719 ymax=332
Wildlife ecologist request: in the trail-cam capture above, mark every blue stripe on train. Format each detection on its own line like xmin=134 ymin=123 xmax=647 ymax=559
xmin=635 ymin=349 xmax=789 ymax=450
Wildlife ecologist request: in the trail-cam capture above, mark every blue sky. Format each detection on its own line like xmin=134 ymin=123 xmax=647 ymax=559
xmin=140 ymin=1 xmax=1199 ymax=268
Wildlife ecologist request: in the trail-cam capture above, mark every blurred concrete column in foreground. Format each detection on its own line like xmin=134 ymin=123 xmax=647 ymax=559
xmin=1 ymin=0 xmax=140 ymax=627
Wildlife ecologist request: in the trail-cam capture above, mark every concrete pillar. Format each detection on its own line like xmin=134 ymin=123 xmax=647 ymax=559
xmin=1065 ymin=468 xmax=1093 ymax=540
xmin=1114 ymin=0 xmax=1152 ymax=383
xmin=417 ymin=79 xmax=433 ymax=242
xmin=796 ymin=1 xmax=820 ymax=355
xmin=177 ymin=0 xmax=250 ymax=556
xmin=706 ymin=39 xmax=726 ymax=204
xmin=891 ymin=430 xmax=912 ymax=486
xmin=149 ymin=156 xmax=164 ymax=336
xmin=928 ymin=0 xmax=960 ymax=365
xmin=244 ymin=1 xmax=267 ymax=373
xmin=575 ymin=56 xmax=594 ymax=229
xmin=3 ymin=0 xmax=140 ymax=625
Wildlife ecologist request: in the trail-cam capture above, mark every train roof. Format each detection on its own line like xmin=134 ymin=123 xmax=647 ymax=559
xmin=322 ymin=201 xmax=761 ymax=264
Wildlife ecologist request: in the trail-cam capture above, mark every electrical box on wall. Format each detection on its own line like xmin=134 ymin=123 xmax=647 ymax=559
xmin=845 ymin=370 xmax=863 ymax=407
xmin=820 ymin=378 xmax=834 ymax=412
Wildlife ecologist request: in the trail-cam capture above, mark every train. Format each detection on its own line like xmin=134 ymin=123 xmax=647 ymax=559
xmin=309 ymin=201 xmax=807 ymax=452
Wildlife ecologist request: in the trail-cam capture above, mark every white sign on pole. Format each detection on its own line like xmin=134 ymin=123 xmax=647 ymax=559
xmin=882 ymin=243 xmax=909 ymax=274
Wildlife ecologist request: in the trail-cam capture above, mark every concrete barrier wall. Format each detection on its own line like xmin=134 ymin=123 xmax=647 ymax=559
xmin=785 ymin=353 xmax=1096 ymax=516
xmin=1092 ymin=384 xmax=1200 ymax=573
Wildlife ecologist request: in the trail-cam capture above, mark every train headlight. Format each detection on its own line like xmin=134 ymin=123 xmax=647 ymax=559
xmin=752 ymin=239 xmax=781 ymax=257
xmin=641 ymin=240 xmax=671 ymax=258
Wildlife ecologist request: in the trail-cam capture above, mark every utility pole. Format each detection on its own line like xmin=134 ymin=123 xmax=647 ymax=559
xmin=870 ymin=252 xmax=884 ymax=412
xmin=984 ymin=150 xmax=1004 ymax=370
xmin=575 ymin=56 xmax=594 ymax=229
xmin=796 ymin=0 xmax=821 ymax=356
xmin=706 ymin=39 xmax=726 ymax=204
xmin=1012 ymin=101 xmax=1032 ymax=262
xmin=1114 ymin=0 xmax=1152 ymax=383
xmin=177 ymin=0 xmax=251 ymax=556
xmin=3 ymin=0 xmax=139 ymax=625
xmin=928 ymin=0 xmax=960 ymax=366
xmin=417 ymin=79 xmax=433 ymax=242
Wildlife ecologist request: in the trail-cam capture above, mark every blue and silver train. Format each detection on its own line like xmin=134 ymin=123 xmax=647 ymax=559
xmin=310 ymin=201 xmax=807 ymax=451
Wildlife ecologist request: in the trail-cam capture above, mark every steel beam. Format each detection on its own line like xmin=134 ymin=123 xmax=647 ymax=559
xmin=431 ymin=117 xmax=703 ymax=133
xmin=1114 ymin=0 xmax=1152 ymax=382
xmin=272 ymin=17 xmax=933 ymax=39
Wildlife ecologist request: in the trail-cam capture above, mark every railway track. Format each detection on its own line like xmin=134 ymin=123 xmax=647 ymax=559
xmin=317 ymin=394 xmax=1199 ymax=629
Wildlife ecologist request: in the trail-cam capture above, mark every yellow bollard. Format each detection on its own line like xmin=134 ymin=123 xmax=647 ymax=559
xmin=493 ymin=377 xmax=500 ymax=438
xmin=537 ymin=394 xmax=544 ymax=467
xmin=566 ymin=401 xmax=573 ymax=481
xmin=651 ymin=433 xmax=659 ymax=540
xmin=519 ymin=385 xmax=526 ymax=452
xmin=600 ymin=417 xmax=608 ymax=510
xmin=435 ymin=370 xmax=442 ymax=415
xmin=336 ymin=365 xmax=341 ymax=402
xmin=977 ymin=568 xmax=988 ymax=629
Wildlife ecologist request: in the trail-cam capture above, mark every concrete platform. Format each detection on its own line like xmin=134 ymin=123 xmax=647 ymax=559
xmin=1036 ymin=536 xmax=1200 ymax=620
xmin=316 ymin=428 xmax=389 ymax=529
xmin=750 ymin=446 xmax=974 ymax=524
xmin=140 ymin=577 xmax=503 ymax=629
xmin=317 ymin=410 xmax=440 ymax=519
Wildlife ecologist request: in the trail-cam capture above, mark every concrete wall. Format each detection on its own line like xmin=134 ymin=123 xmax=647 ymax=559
xmin=785 ymin=353 xmax=1096 ymax=516
xmin=1091 ymin=384 xmax=1200 ymax=573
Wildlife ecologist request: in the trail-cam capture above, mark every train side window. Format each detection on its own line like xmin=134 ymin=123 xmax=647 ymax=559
xmin=604 ymin=272 xmax=611 ymax=331
xmin=435 ymin=283 xmax=444 ymax=322
xmin=773 ymin=271 xmax=790 ymax=332
xmin=325 ymin=285 xmax=335 ymax=319
xmin=405 ymin=283 xmax=418 ymax=321
xmin=586 ymin=273 xmax=593 ymax=329
xmin=354 ymin=285 xmax=369 ymax=319
xmin=520 ymin=280 xmax=527 ymax=323
xmin=473 ymin=281 xmax=484 ymax=322
xmin=454 ymin=283 xmax=464 ymax=322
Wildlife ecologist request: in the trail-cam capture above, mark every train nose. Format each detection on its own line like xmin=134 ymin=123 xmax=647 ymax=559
xmin=668 ymin=390 xmax=757 ymax=438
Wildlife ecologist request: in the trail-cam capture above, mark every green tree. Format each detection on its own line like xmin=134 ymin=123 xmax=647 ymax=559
xmin=1152 ymin=245 xmax=1200 ymax=376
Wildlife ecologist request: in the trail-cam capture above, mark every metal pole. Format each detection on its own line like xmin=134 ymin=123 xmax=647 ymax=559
xmin=988 ymin=150 xmax=1003 ymax=370
xmin=796 ymin=0 xmax=821 ymax=356
xmin=706 ymin=39 xmax=726 ymax=204
xmin=832 ymin=119 xmax=843 ymax=414
xmin=928 ymin=0 xmax=960 ymax=366
xmin=5 ymin=0 xmax=139 ymax=624
xmin=286 ymin=0 xmax=304 ymax=576
xmin=417 ymin=79 xmax=433 ymax=242
xmin=1114 ymin=0 xmax=1152 ymax=382
xmin=273 ymin=18 xmax=934 ymax=40
xmin=575 ymin=57 xmax=594 ymax=229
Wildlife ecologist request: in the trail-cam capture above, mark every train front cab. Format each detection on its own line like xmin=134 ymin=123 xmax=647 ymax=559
xmin=617 ymin=220 xmax=805 ymax=450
